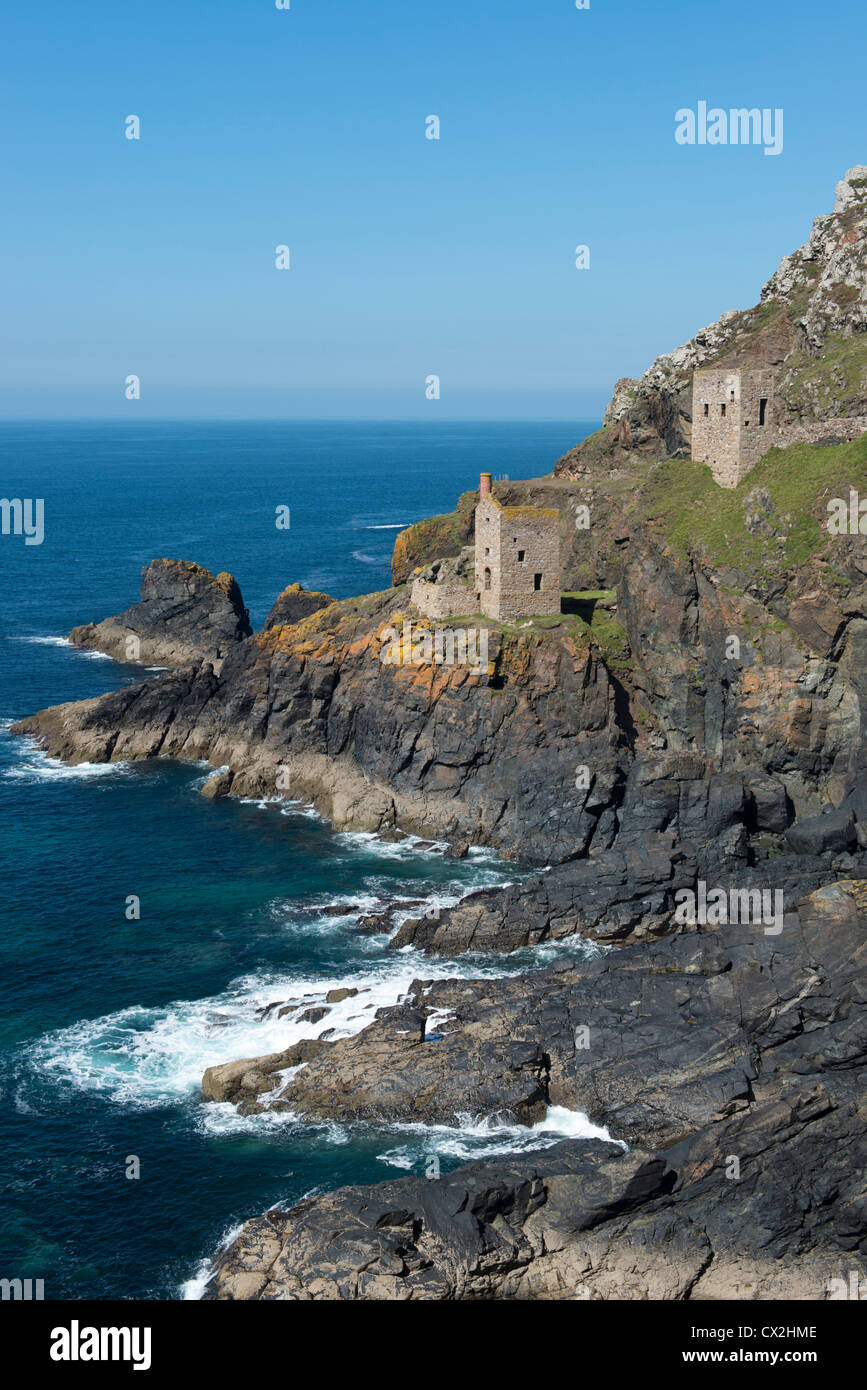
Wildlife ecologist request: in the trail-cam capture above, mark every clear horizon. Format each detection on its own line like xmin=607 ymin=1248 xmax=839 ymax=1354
xmin=2 ymin=0 xmax=865 ymax=420
xmin=0 ymin=410 xmax=604 ymax=424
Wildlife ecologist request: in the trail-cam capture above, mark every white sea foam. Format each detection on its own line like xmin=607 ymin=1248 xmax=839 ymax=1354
xmin=236 ymin=794 xmax=323 ymax=822
xmin=4 ymin=750 xmax=131 ymax=783
xmin=26 ymin=876 xmax=553 ymax=1127
xmin=364 ymin=524 xmax=408 ymax=530
xmin=190 ymin=763 xmax=230 ymax=791
xmin=1 ymin=731 xmax=129 ymax=782
xmin=377 ymin=1105 xmax=624 ymax=1169
xmin=332 ymin=828 xmax=450 ymax=858
xmin=180 ymin=1221 xmax=244 ymax=1300
xmin=11 ymin=635 xmax=113 ymax=661
xmin=26 ymin=949 xmax=504 ymax=1117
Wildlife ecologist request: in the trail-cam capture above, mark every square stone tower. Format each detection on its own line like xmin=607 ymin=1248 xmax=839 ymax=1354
xmin=474 ymin=473 xmax=560 ymax=620
xmin=692 ymin=367 xmax=776 ymax=487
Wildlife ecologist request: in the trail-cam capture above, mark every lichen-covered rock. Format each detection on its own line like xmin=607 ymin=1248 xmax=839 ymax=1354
xmin=263 ymin=583 xmax=334 ymax=630
xmin=15 ymin=587 xmax=625 ymax=862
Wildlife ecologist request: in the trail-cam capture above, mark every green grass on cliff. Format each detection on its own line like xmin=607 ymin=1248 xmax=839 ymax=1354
xmin=642 ymin=434 xmax=867 ymax=576
xmin=781 ymin=330 xmax=867 ymax=417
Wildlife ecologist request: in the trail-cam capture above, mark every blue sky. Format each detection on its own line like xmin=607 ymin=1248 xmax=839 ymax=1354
xmin=0 ymin=0 xmax=864 ymax=419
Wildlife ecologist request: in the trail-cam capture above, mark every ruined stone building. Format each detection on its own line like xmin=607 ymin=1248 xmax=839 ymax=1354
xmin=691 ymin=367 xmax=867 ymax=487
xmin=475 ymin=473 xmax=560 ymax=620
xmin=692 ymin=367 xmax=776 ymax=488
xmin=410 ymin=473 xmax=561 ymax=622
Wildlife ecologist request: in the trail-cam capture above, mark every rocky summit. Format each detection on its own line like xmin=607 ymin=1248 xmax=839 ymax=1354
xmin=555 ymin=165 xmax=867 ymax=478
xmin=11 ymin=167 xmax=867 ymax=1301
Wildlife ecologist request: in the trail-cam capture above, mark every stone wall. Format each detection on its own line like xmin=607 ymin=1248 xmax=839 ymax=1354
xmin=774 ymin=416 xmax=867 ymax=449
xmin=692 ymin=368 xmax=742 ymax=486
xmin=738 ymin=369 xmax=777 ymax=473
xmin=410 ymin=549 xmax=477 ymax=621
xmin=475 ymin=500 xmax=502 ymax=618
xmin=410 ymin=576 xmax=475 ymax=621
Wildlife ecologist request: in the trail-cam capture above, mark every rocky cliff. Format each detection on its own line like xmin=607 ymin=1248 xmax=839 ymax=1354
xmin=13 ymin=435 xmax=867 ymax=867
xmin=16 ymin=583 xmax=625 ymax=863
xmin=555 ymin=166 xmax=867 ymax=478
xmin=69 ymin=558 xmax=251 ymax=671
xmin=12 ymin=169 xmax=867 ymax=1302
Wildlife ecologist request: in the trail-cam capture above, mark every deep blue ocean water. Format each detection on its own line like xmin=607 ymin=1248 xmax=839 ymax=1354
xmin=0 ymin=420 xmax=599 ymax=1300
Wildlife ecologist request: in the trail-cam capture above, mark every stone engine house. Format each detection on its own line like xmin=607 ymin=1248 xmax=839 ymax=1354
xmin=692 ymin=367 xmax=776 ymax=488
xmin=474 ymin=473 xmax=560 ymax=620
xmin=410 ymin=473 xmax=561 ymax=622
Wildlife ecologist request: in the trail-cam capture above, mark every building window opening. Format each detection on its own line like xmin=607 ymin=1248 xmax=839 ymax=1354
xmin=518 ymin=550 xmax=525 ymax=562
xmin=484 ymin=567 xmax=491 ymax=591
xmin=721 ymin=403 xmax=727 ymax=417
xmin=703 ymin=403 xmax=709 ymax=417
xmin=759 ymin=397 xmax=768 ymax=426
xmin=533 ymin=573 xmax=542 ymax=591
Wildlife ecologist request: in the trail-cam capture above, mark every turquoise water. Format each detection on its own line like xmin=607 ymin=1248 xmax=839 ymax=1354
xmin=0 ymin=420 xmax=597 ymax=1299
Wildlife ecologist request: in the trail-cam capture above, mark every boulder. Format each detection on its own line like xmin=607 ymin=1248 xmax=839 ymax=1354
xmin=785 ymin=807 xmax=857 ymax=856
xmin=264 ymin=583 xmax=334 ymax=630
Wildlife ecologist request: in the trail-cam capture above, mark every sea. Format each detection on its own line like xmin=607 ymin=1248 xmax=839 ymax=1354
xmin=0 ymin=419 xmax=603 ymax=1300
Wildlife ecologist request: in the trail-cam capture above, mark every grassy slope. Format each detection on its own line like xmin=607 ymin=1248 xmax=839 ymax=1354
xmin=639 ymin=434 xmax=867 ymax=580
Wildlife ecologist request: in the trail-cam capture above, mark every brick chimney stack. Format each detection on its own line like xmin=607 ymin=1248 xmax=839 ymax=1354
xmin=479 ymin=472 xmax=492 ymax=499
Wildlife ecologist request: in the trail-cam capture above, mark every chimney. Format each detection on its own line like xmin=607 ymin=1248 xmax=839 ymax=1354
xmin=479 ymin=472 xmax=492 ymax=499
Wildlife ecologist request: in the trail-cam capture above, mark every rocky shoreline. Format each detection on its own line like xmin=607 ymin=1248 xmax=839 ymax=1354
xmin=202 ymin=879 xmax=867 ymax=1300
xmin=12 ymin=166 xmax=867 ymax=1301
xmin=11 ymin=471 xmax=867 ymax=1299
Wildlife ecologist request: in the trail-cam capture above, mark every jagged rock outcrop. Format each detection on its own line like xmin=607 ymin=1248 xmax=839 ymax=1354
xmin=555 ymin=166 xmax=867 ymax=477
xmin=69 ymin=559 xmax=251 ymax=671
xmin=263 ymin=583 xmax=334 ymax=630
xmin=203 ymin=1079 xmax=866 ymax=1301
xmin=202 ymin=879 xmax=867 ymax=1299
xmin=14 ymin=431 xmax=867 ymax=866
xmin=15 ymin=587 xmax=625 ymax=863
xmin=202 ymin=880 xmax=867 ymax=1138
